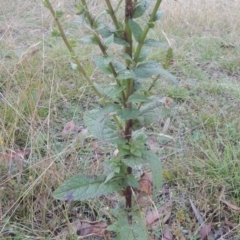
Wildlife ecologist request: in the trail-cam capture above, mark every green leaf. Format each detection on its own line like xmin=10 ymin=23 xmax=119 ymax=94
xmin=127 ymin=93 xmax=151 ymax=103
xmin=137 ymin=98 xmax=163 ymax=125
xmin=120 ymin=53 xmax=133 ymax=62
xmin=104 ymin=171 xmax=120 ymax=184
xmin=42 ymin=0 xmax=49 ymax=8
xmin=133 ymin=61 xmax=178 ymax=85
xmin=153 ymin=10 xmax=164 ymax=21
xmin=144 ymin=39 xmax=166 ymax=48
xmin=143 ymin=151 xmax=162 ymax=199
xmin=53 ymin=174 xmax=124 ymax=201
xmin=80 ymin=35 xmax=98 ymax=45
xmin=55 ymin=10 xmax=64 ymax=18
xmin=112 ymin=60 xmax=126 ymax=73
xmin=148 ymin=22 xmax=155 ymax=28
xmin=86 ymin=63 xmax=93 ymax=77
xmin=118 ymin=146 xmax=130 ymax=156
xmin=128 ymin=19 xmax=143 ymax=42
xmin=84 ymin=104 xmax=121 ymax=142
xmin=132 ymin=128 xmax=148 ymax=142
xmin=136 ymin=46 xmax=150 ymax=62
xmin=96 ymin=24 xmax=112 ymax=38
xmin=94 ymin=56 xmax=113 ymax=74
xmin=114 ymin=27 xmax=124 ymax=36
xmin=117 ymin=108 xmax=140 ymax=120
xmin=133 ymin=0 xmax=153 ymax=18
xmin=163 ymin=47 xmax=173 ymax=69
xmin=133 ymin=61 xmax=160 ymax=78
xmin=117 ymin=70 xmax=135 ymax=80
xmin=138 ymin=111 xmax=158 ymax=125
xmin=93 ymin=82 xmax=125 ymax=101
xmin=69 ymin=38 xmax=77 ymax=48
xmin=108 ymin=208 xmax=148 ymax=239
xmin=130 ymin=147 xmax=142 ymax=157
xmin=129 ymin=139 xmax=145 ymax=157
xmin=124 ymin=174 xmax=140 ymax=188
xmin=121 ymin=155 xmax=144 ymax=168
xmin=104 ymin=34 xmax=114 ymax=47
xmin=139 ymin=98 xmax=163 ymax=115
xmin=69 ymin=62 xmax=77 ymax=70
xmin=75 ymin=4 xmax=85 ymax=15
xmin=51 ymin=28 xmax=60 ymax=37
xmin=114 ymin=34 xmax=130 ymax=47
xmin=104 ymin=56 xmax=113 ymax=65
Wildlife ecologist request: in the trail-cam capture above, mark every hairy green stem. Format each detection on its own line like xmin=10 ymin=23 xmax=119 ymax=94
xmin=113 ymin=115 xmax=123 ymax=130
xmin=104 ymin=0 xmax=120 ymax=29
xmin=44 ymin=0 xmax=102 ymax=98
xmin=133 ymin=0 xmax=162 ymax=64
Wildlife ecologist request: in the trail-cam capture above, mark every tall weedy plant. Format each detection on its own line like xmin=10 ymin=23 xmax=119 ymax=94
xmin=44 ymin=0 xmax=177 ymax=237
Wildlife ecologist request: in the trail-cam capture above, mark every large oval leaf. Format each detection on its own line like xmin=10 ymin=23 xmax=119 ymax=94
xmin=53 ymin=174 xmax=124 ymax=201
xmin=133 ymin=61 xmax=178 ymax=85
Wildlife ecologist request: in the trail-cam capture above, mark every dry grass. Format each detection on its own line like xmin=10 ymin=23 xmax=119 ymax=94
xmin=0 ymin=0 xmax=240 ymax=239
xmin=162 ymin=0 xmax=240 ymax=35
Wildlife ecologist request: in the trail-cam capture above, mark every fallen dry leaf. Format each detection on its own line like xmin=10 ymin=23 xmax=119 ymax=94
xmin=34 ymin=191 xmax=50 ymax=212
xmin=139 ymin=172 xmax=152 ymax=195
xmin=147 ymin=137 xmax=158 ymax=152
xmin=57 ymin=220 xmax=109 ymax=238
xmin=225 ymin=221 xmax=237 ymax=229
xmin=220 ymin=199 xmax=240 ymax=211
xmin=62 ymin=120 xmax=77 ymax=135
xmin=162 ymin=118 xmax=170 ymax=134
xmin=0 ymin=149 xmax=31 ymax=162
xmin=113 ymin=149 xmax=119 ymax=156
xmin=146 ymin=201 xmax=172 ymax=225
xmin=199 ymin=224 xmax=212 ymax=240
xmin=135 ymin=172 xmax=153 ymax=209
xmin=161 ymin=97 xmax=174 ymax=108
xmin=162 ymin=225 xmax=173 ymax=240
xmin=72 ymin=127 xmax=88 ymax=143
xmin=135 ymin=193 xmax=150 ymax=209
xmin=76 ymin=220 xmax=108 ymax=237
xmin=79 ymin=127 xmax=88 ymax=136
xmin=91 ymin=141 xmax=99 ymax=152
xmin=0 ymin=148 xmax=31 ymax=182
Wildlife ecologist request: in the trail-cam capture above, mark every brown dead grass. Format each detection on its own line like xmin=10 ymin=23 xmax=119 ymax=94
xmin=161 ymin=0 xmax=240 ymax=39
